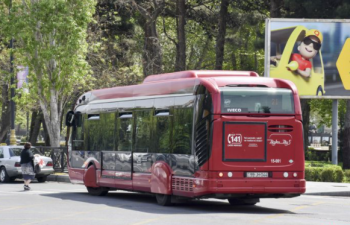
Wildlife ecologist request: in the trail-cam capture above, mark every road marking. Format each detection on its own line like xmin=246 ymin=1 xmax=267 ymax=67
xmin=253 ymin=201 xmax=325 ymax=223
xmin=129 ymin=215 xmax=174 ymax=225
xmin=0 ymin=204 xmax=45 ymax=212
xmin=19 ymin=206 xmax=109 ymax=225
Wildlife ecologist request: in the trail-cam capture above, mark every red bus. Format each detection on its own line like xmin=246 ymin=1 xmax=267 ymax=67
xmin=66 ymin=70 xmax=305 ymax=206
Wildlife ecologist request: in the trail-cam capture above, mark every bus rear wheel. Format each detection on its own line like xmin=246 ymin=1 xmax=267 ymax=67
xmin=86 ymin=186 xmax=109 ymax=196
xmin=155 ymin=194 xmax=172 ymax=206
xmin=228 ymin=198 xmax=259 ymax=206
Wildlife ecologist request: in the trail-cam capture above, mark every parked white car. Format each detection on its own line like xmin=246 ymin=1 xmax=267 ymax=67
xmin=0 ymin=146 xmax=54 ymax=183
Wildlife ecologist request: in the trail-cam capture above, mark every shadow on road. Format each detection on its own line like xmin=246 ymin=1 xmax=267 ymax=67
xmin=40 ymin=190 xmax=296 ymax=215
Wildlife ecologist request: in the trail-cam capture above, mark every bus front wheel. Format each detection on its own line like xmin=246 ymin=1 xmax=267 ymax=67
xmin=155 ymin=194 xmax=172 ymax=206
xmin=228 ymin=198 xmax=259 ymax=206
xmin=86 ymin=186 xmax=109 ymax=196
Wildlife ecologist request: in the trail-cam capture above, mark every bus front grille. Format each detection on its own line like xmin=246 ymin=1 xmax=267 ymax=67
xmin=172 ymin=177 xmax=194 ymax=192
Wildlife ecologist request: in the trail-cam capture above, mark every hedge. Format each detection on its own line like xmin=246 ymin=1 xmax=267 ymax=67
xmin=305 ymin=165 xmax=344 ymax=182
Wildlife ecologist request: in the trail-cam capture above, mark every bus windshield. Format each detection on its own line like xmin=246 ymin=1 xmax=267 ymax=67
xmin=220 ymin=87 xmax=294 ymax=114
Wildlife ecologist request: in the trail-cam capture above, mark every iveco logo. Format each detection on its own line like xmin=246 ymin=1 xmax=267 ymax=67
xmin=227 ymin=108 xmax=242 ymax=112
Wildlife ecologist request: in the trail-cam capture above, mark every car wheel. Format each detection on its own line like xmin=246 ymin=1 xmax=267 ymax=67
xmin=155 ymin=194 xmax=172 ymax=206
xmin=0 ymin=167 xmax=10 ymax=183
xmin=228 ymin=198 xmax=259 ymax=206
xmin=86 ymin=186 xmax=109 ymax=196
xmin=37 ymin=176 xmax=47 ymax=183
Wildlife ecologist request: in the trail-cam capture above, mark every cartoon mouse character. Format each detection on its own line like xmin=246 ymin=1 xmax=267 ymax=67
xmin=287 ymin=29 xmax=323 ymax=78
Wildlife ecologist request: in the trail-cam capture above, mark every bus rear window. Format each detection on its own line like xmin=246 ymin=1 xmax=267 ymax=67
xmin=220 ymin=87 xmax=294 ymax=114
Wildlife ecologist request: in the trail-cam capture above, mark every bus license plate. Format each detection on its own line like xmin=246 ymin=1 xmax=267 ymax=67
xmin=246 ymin=172 xmax=269 ymax=178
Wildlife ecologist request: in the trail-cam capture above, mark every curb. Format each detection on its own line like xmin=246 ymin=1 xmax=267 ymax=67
xmin=303 ymin=192 xmax=350 ymax=197
xmin=47 ymin=174 xmax=70 ymax=183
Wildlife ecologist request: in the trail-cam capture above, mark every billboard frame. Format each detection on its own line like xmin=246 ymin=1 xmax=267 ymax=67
xmin=264 ymin=18 xmax=350 ymax=99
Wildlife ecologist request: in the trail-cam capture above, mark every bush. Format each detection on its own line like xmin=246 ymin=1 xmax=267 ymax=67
xmin=305 ymin=167 xmax=323 ymax=181
xmin=344 ymin=170 xmax=350 ymax=182
xmin=305 ymin=165 xmax=344 ymax=182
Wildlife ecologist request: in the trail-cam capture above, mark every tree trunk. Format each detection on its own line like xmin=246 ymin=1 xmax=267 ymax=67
xmin=195 ymin=36 xmax=211 ymax=69
xmin=301 ymin=99 xmax=310 ymax=152
xmin=215 ymin=0 xmax=229 ymax=70
xmin=28 ymin=109 xmax=43 ymax=145
xmin=231 ymin=52 xmax=237 ymax=69
xmin=343 ymin=100 xmax=350 ymax=169
xmin=42 ymin=118 xmax=51 ymax=146
xmin=39 ymin=87 xmax=62 ymax=147
xmin=175 ymin=0 xmax=186 ymax=71
xmin=270 ymin=0 xmax=283 ymax=18
xmin=0 ymin=83 xmax=11 ymax=143
xmin=142 ymin=19 xmax=163 ymax=77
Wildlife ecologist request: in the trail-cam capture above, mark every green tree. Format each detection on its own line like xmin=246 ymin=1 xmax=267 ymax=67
xmin=0 ymin=0 xmax=96 ymax=147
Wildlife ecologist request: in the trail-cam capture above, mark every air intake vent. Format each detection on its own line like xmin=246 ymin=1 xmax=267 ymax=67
xmin=195 ymin=119 xmax=209 ymax=167
xmin=172 ymin=177 xmax=194 ymax=192
xmin=268 ymin=125 xmax=293 ymax=132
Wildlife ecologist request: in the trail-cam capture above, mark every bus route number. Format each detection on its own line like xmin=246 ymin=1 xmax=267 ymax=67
xmin=271 ymin=159 xmax=281 ymax=163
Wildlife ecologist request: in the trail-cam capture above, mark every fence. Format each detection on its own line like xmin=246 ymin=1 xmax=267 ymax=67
xmin=36 ymin=146 xmax=68 ymax=172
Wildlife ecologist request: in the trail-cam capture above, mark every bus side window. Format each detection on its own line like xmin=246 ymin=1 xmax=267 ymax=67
xmin=117 ymin=113 xmax=133 ymax=151
xmin=100 ymin=113 xmax=116 ymax=151
xmin=86 ymin=114 xmax=101 ymax=151
xmin=173 ymin=108 xmax=193 ymax=154
xmin=134 ymin=110 xmax=152 ymax=153
xmin=154 ymin=110 xmax=172 ymax=154
xmin=72 ymin=114 xmax=85 ymax=150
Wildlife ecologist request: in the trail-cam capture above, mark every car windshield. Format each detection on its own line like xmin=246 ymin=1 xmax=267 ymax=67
xmin=220 ymin=87 xmax=295 ymax=114
xmin=9 ymin=148 xmax=41 ymax=157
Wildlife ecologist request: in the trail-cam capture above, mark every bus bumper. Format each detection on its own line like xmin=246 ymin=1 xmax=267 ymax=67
xmin=173 ymin=178 xmax=306 ymax=198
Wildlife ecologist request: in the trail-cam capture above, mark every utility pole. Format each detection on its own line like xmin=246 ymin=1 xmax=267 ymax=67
xmin=9 ymin=0 xmax=17 ymax=146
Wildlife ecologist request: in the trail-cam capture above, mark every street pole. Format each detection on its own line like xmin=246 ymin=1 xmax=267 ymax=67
xmin=332 ymin=99 xmax=338 ymax=165
xmin=9 ymin=0 xmax=17 ymax=146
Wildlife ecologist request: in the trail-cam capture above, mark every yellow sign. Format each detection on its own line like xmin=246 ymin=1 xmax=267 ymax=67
xmin=337 ymin=38 xmax=350 ymax=90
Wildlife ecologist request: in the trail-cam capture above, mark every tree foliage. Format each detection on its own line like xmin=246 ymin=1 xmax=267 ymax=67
xmin=0 ymin=0 xmax=96 ymax=146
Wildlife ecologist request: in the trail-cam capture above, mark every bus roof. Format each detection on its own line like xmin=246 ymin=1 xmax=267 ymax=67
xmin=75 ymin=70 xmax=299 ymax=107
xmin=143 ymin=70 xmax=259 ymax=83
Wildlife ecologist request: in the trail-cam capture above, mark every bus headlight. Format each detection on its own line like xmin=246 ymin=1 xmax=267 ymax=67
xmin=283 ymin=172 xmax=289 ymax=178
xmin=228 ymin=172 xmax=233 ymax=178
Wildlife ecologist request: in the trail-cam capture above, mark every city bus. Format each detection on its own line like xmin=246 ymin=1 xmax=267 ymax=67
xmin=65 ymin=70 xmax=305 ymax=206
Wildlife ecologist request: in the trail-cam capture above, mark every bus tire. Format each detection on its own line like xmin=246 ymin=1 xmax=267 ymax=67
xmin=86 ymin=186 xmax=109 ymax=196
xmin=228 ymin=198 xmax=259 ymax=206
xmin=155 ymin=194 xmax=172 ymax=206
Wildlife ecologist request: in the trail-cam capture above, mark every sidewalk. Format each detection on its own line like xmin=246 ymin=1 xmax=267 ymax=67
xmin=305 ymin=181 xmax=350 ymax=197
xmin=47 ymin=173 xmax=350 ymax=197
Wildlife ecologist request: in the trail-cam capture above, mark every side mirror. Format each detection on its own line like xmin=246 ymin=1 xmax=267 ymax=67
xmin=65 ymin=111 xmax=75 ymax=127
xmin=76 ymin=112 xmax=82 ymax=127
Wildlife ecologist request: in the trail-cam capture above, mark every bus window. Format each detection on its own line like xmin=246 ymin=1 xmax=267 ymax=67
xmin=135 ymin=110 xmax=153 ymax=153
xmin=86 ymin=114 xmax=101 ymax=151
xmin=173 ymin=108 xmax=193 ymax=154
xmin=154 ymin=110 xmax=172 ymax=153
xmin=72 ymin=114 xmax=84 ymax=150
xmin=100 ymin=113 xmax=116 ymax=151
xmin=220 ymin=87 xmax=294 ymax=114
xmin=117 ymin=113 xmax=133 ymax=151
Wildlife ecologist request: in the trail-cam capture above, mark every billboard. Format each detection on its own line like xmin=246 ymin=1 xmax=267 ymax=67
xmin=264 ymin=19 xmax=350 ymax=98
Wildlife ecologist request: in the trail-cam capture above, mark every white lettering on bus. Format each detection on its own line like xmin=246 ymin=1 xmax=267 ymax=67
xmin=227 ymin=108 xmax=242 ymax=112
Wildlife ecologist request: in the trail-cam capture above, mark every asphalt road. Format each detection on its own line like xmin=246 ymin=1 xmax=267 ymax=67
xmin=1 ymin=181 xmax=350 ymax=225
